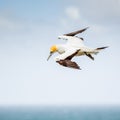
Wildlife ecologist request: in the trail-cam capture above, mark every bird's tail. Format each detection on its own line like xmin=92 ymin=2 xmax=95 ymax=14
xmin=96 ymin=46 xmax=109 ymax=50
xmin=94 ymin=46 xmax=108 ymax=55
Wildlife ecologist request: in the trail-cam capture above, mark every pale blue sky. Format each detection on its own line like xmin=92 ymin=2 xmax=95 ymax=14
xmin=0 ymin=0 xmax=120 ymax=106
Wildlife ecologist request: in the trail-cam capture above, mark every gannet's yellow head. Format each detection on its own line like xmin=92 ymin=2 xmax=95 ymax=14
xmin=47 ymin=45 xmax=57 ymax=61
xmin=50 ymin=45 xmax=57 ymax=53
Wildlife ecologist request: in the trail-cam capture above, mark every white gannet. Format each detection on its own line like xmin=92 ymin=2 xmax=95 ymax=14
xmin=47 ymin=27 xmax=108 ymax=69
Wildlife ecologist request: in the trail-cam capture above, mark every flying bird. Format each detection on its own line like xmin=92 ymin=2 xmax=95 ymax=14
xmin=47 ymin=27 xmax=108 ymax=70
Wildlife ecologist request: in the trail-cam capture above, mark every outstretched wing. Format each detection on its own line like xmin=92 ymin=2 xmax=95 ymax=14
xmin=58 ymin=35 xmax=85 ymax=48
xmin=55 ymin=49 xmax=79 ymax=61
xmin=64 ymin=27 xmax=89 ymax=36
xmin=57 ymin=60 xmax=81 ymax=70
xmin=65 ymin=50 xmax=80 ymax=60
xmin=56 ymin=50 xmax=80 ymax=70
xmin=58 ymin=27 xmax=88 ymax=48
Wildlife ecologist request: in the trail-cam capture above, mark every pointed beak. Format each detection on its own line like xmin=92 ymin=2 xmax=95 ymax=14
xmin=47 ymin=52 xmax=53 ymax=61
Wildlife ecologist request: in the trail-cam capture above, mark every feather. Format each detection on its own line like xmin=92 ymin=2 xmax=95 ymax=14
xmin=56 ymin=60 xmax=81 ymax=70
xmin=64 ymin=27 xmax=89 ymax=36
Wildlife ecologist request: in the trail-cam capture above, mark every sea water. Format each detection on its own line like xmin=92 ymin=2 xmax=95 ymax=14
xmin=0 ymin=106 xmax=120 ymax=120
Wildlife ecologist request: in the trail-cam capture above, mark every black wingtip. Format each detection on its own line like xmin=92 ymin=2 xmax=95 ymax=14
xmin=96 ymin=46 xmax=109 ymax=50
xmin=56 ymin=60 xmax=81 ymax=70
xmin=64 ymin=27 xmax=89 ymax=36
xmin=84 ymin=27 xmax=89 ymax=30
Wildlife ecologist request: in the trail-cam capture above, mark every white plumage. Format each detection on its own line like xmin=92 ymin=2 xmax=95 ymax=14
xmin=47 ymin=27 xmax=108 ymax=69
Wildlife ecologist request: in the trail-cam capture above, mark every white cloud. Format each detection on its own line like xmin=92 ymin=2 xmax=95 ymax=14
xmin=65 ymin=6 xmax=80 ymax=20
xmin=60 ymin=6 xmax=86 ymax=30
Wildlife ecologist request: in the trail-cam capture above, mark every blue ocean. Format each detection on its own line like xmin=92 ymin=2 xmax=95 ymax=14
xmin=0 ymin=106 xmax=120 ymax=120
